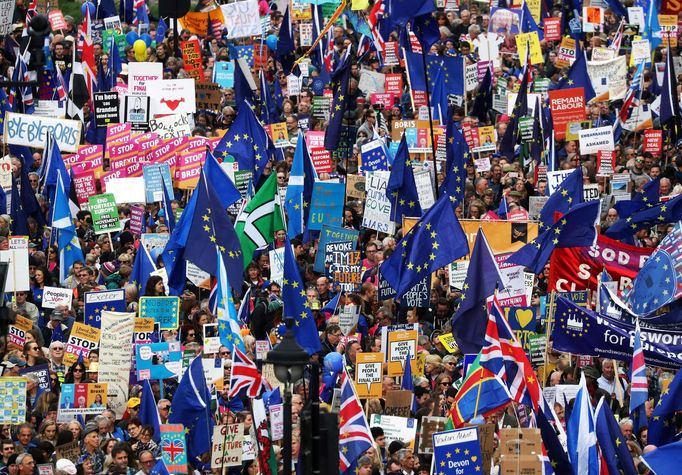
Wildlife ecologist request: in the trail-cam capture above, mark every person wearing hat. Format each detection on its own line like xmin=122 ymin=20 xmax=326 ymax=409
xmin=11 ymin=291 xmax=39 ymax=325
xmin=55 ymin=459 xmax=78 ymax=475
xmin=41 ymin=308 xmax=71 ymax=345
xmin=81 ymin=422 xmax=105 ymax=474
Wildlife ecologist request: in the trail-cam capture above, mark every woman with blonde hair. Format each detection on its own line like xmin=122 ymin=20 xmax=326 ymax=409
xmin=424 ymin=354 xmax=443 ymax=389
xmin=37 ymin=419 xmax=58 ymax=447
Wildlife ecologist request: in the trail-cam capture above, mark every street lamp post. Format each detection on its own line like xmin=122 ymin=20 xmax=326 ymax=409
xmin=265 ymin=319 xmax=309 ymax=475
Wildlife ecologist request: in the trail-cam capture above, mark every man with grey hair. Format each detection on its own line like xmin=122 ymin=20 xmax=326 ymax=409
xmin=157 ymin=399 xmax=171 ymax=423
xmin=397 ymin=448 xmax=416 ymax=475
xmin=134 ymin=451 xmax=155 ymax=475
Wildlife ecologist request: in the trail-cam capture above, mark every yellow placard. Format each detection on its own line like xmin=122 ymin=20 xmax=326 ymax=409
xmin=354 ymin=352 xmax=384 ymax=399
xmin=63 ymin=322 xmax=101 ymax=367
xmin=385 ymin=329 xmax=418 ymax=377
xmin=438 ymin=333 xmax=460 ymax=354
xmin=134 ymin=318 xmax=155 ymax=333
xmin=516 ymin=32 xmax=543 ymax=65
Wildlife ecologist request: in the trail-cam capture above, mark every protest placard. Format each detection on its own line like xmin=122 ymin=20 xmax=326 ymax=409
xmin=58 ymin=383 xmax=108 ymax=418
xmin=370 ymin=415 xmax=417 ymax=450
xmin=128 ymin=62 xmax=163 ymax=96
xmin=148 ymin=79 xmax=197 ymax=116
xmin=160 ymin=425 xmax=188 ymax=473
xmin=221 ymin=0 xmax=261 ymax=38
xmin=0 ymin=378 xmax=26 ymax=424
xmin=88 ymin=194 xmax=122 ymax=234
xmin=0 ymin=249 xmax=30 ymax=292
xmin=4 ymin=112 xmax=81 ymax=152
xmin=0 ymin=0 xmax=15 ymax=35
xmin=211 ymin=424 xmax=244 ymax=468
xmin=139 ymin=297 xmax=181 ymax=329
xmin=84 ymin=289 xmax=126 ymax=328
xmin=433 ymin=427 xmax=483 ymax=475
xmin=181 ymin=40 xmax=203 ymax=81
xmin=548 ymin=88 xmax=586 ymax=141
xmin=143 ymin=163 xmax=174 ymax=203
xmin=308 ymin=182 xmax=345 ymax=231
xmin=93 ymin=92 xmax=120 ymax=127
xmin=64 ymin=323 xmax=101 ymax=367
xmin=355 ymin=353 xmax=384 ymax=399
xmin=314 ymin=225 xmax=359 ymax=273
xmin=362 ymin=171 xmax=395 ymax=234
xmin=41 ymin=286 xmax=73 ymax=309
xmin=383 ymin=327 xmax=418 ymax=377
xmin=579 ymin=126 xmax=615 ymax=155
xmin=135 ymin=341 xmax=183 ymax=380
xmin=98 ymin=311 xmax=135 ymax=417
xmin=18 ymin=364 xmax=50 ymax=392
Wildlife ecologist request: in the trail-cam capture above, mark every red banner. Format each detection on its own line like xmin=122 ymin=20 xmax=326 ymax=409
xmin=548 ymin=234 xmax=653 ymax=293
xmin=643 ymin=129 xmax=663 ymax=156
xmin=544 ymin=17 xmax=561 ymax=41
xmin=661 ymin=0 xmax=682 ymax=14
xmin=548 ymin=88 xmax=586 ymax=141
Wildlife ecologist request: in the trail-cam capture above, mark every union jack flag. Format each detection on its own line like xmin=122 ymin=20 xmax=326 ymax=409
xmin=610 ymin=19 xmax=625 ymax=52
xmin=55 ymin=66 xmax=68 ymax=102
xmin=133 ymin=0 xmax=149 ymax=27
xmin=339 ymin=373 xmax=374 ymax=474
xmin=480 ymin=296 xmax=541 ymax=412
xmin=9 ymin=55 xmax=34 ymax=113
xmin=228 ymin=347 xmax=266 ymax=398
xmin=618 ymin=61 xmax=644 ymax=123
xmin=368 ymin=0 xmax=386 ymax=53
xmin=24 ymin=0 xmax=37 ymax=32
xmin=629 ymin=320 xmax=648 ymax=414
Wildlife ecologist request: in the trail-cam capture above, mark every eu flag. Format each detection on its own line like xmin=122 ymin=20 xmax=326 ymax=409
xmin=450 ymin=229 xmax=505 ymax=355
xmin=275 ymin=6 xmax=297 ymax=76
xmin=203 ymin=150 xmax=241 ymax=209
xmin=160 ymin=175 xmax=175 ymax=233
xmin=536 ymin=406 xmax=572 ymax=475
xmin=234 ymin=58 xmax=255 ymax=106
xmin=185 ymin=168 xmax=244 ymax=295
xmin=555 ymin=44 xmax=596 ymax=102
xmin=595 ymin=397 xmax=638 ymax=475
xmin=472 ymin=65 xmax=492 ymax=124
xmin=139 ymin=379 xmax=161 ymax=444
xmin=386 ymin=134 xmax=422 ymax=224
xmin=213 ymin=102 xmax=273 ymax=184
xmin=605 ymin=193 xmax=682 ymax=240
xmin=168 ymin=357 xmax=214 ymax=468
xmin=324 ymin=49 xmax=352 ymax=151
xmin=282 ymin=237 xmax=322 ymax=354
xmin=508 ymin=200 xmax=600 ymax=274
xmin=613 ymin=177 xmax=660 ymax=218
xmin=259 ymin=70 xmax=277 ymax=125
xmin=387 ymin=0 xmax=436 ymax=25
xmin=439 ymin=114 xmax=469 ymax=206
xmin=539 ymin=167 xmax=583 ymax=231
xmin=411 ymin=13 xmax=440 ymax=50
xmin=499 ymin=59 xmax=529 ymax=159
xmin=648 ymin=362 xmax=682 ymax=446
xmin=379 ymin=194 xmax=468 ymax=298
xmin=642 ymin=439 xmax=682 ymax=474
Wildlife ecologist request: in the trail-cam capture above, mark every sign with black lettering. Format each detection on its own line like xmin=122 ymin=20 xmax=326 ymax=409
xmin=93 ymin=92 xmax=120 ymax=127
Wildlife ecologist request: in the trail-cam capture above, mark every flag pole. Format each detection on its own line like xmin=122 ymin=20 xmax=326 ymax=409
xmin=417 ymin=40 xmax=440 ymax=199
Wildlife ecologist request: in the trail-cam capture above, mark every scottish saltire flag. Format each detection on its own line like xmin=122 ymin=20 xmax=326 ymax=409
xmin=595 ymin=397 xmax=638 ymax=475
xmin=168 ymin=357 xmax=213 ymax=467
xmin=339 ymin=374 xmax=374 ymax=474
xmin=229 ymin=348 xmax=265 ymax=398
xmin=380 ymin=194 xmax=467 ymax=299
xmin=52 ymin=171 xmax=84 ymax=284
xmin=642 ymin=439 xmax=682 ymax=474
xmin=386 ymin=134 xmax=422 ymax=223
xmin=284 ymin=131 xmax=317 ymax=238
xmin=628 ymin=221 xmax=682 ymax=313
xmin=630 ymin=320 xmax=649 ymax=428
xmin=480 ymin=296 xmax=541 ymax=411
xmin=567 ymin=374 xmax=599 ymax=475
xmin=282 ymin=236 xmax=322 ymax=354
xmin=451 ymin=229 xmax=505 ymax=354
xmin=539 ymin=167 xmax=583 ymax=231
xmin=216 ymin=248 xmax=245 ymax=353
xmin=449 ymin=354 xmax=510 ymax=428
xmin=508 ymin=200 xmax=600 ymax=274
xmin=139 ymin=379 xmax=161 ymax=443
xmin=648 ymin=358 xmax=682 ymax=445
xmin=130 ymin=244 xmax=157 ymax=291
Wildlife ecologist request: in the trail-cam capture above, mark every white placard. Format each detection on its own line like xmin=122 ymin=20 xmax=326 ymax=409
xmin=546 ymin=170 xmax=573 ymax=195
xmin=42 ymin=286 xmax=74 ymax=309
xmin=0 ymin=249 xmax=29 ymax=292
xmin=358 ymin=70 xmax=386 ymax=95
xmin=4 ymin=112 xmax=81 ymax=152
xmin=128 ymin=62 xmax=163 ymax=97
xmin=413 ymin=169 xmax=435 ymax=211
xmin=211 ymin=423 xmax=244 ymax=468
xmin=0 ymin=0 xmax=16 ymax=35
xmin=147 ymin=79 xmax=197 ymax=116
xmin=361 ymin=171 xmax=395 ymax=235
xmin=631 ymin=39 xmax=651 ymax=65
xmin=465 ymin=64 xmax=478 ymax=92
xmin=104 ymin=177 xmax=146 ymax=203
xmin=369 ymin=414 xmax=418 ymax=451
xmin=579 ymin=126 xmax=614 ymax=155
xmin=148 ymin=114 xmax=192 ymax=139
xmin=221 ymin=0 xmax=262 ymax=39
xmin=268 ymin=247 xmax=285 ymax=286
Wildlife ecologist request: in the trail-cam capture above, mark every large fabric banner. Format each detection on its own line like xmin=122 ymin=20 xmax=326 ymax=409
xmin=98 ymin=311 xmax=135 ymax=418
xmin=553 ymin=297 xmax=682 ymax=369
xmin=548 ymin=234 xmax=653 ymax=293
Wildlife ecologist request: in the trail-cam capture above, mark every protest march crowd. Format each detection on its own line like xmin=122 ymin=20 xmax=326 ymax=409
xmin=5 ymin=0 xmax=682 ymax=474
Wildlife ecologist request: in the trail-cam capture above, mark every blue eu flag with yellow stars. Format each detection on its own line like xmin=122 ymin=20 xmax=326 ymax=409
xmin=539 ymin=166 xmax=583 ymax=231
xmin=324 ymin=49 xmax=352 ymax=151
xmin=613 ymin=176 xmax=660 ymax=219
xmin=508 ymin=200 xmax=601 ymax=274
xmin=234 ymin=45 xmax=254 ymax=67
xmin=281 ymin=236 xmax=322 ymax=355
xmin=275 ymin=6 xmax=297 ymax=76
xmin=386 ymin=134 xmax=422 ymax=224
xmin=380 ymin=194 xmax=468 ymax=299
xmin=432 ymin=427 xmax=485 ymax=474
xmin=595 ymin=397 xmax=638 ymax=475
xmin=185 ymin=168 xmax=244 ymax=295
xmin=499 ymin=59 xmax=529 ymax=159
xmin=213 ymin=101 xmax=273 ymax=184
xmin=606 ymin=192 xmax=682 ymax=240
xmin=234 ymin=57 xmax=255 ymax=106
xmin=555 ymin=42 xmax=596 ymax=102
xmin=439 ymin=113 xmax=469 ymax=206
xmin=649 ymin=366 xmax=682 ymax=446
xmin=83 ymin=289 xmax=126 ymax=328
